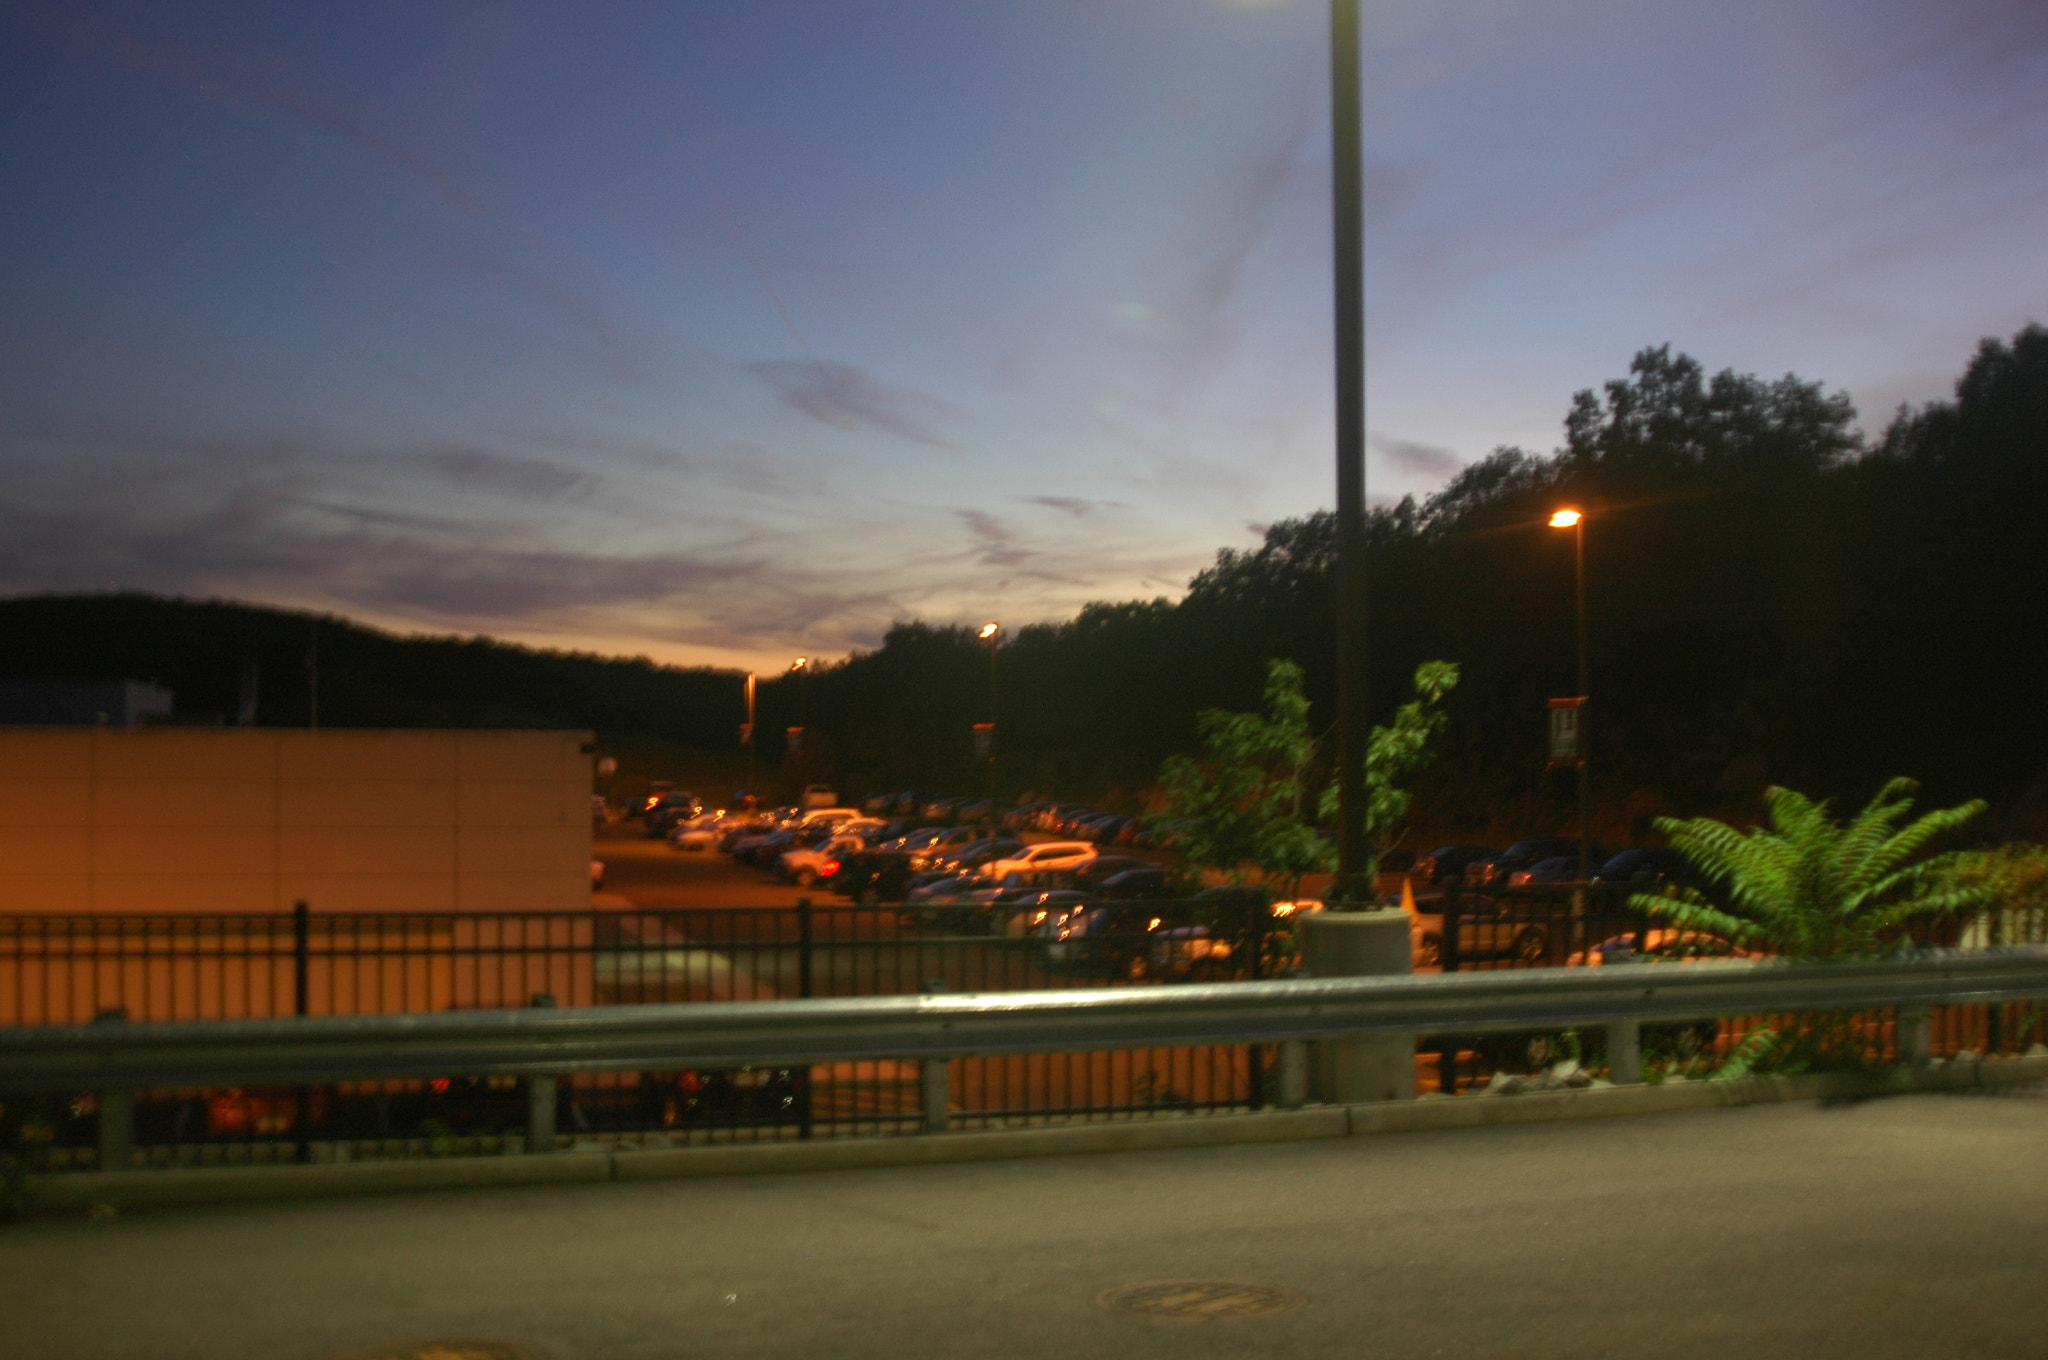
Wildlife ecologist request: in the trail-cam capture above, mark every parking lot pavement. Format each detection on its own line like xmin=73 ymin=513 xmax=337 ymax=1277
xmin=595 ymin=823 xmax=812 ymax=908
xmin=7 ymin=1089 xmax=2046 ymax=1360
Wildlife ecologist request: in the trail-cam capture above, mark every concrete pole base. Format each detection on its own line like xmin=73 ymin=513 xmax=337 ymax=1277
xmin=1299 ymin=909 xmax=1415 ymax=1104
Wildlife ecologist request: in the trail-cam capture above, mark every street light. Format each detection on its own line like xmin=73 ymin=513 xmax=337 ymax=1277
xmin=976 ymin=623 xmax=999 ymax=813
xmin=787 ymin=657 xmax=809 ymax=763
xmin=1549 ymin=508 xmax=1590 ymax=888
xmin=742 ymin=671 xmax=757 ymax=798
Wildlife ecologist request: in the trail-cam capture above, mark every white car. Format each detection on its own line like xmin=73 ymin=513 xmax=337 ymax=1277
xmin=981 ymin=841 xmax=1098 ymax=882
xmin=667 ymin=810 xmax=728 ymax=852
xmin=779 ymin=833 xmax=869 ymax=887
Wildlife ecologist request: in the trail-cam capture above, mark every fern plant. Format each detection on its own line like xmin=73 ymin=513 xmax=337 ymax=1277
xmin=1630 ymin=779 xmax=1994 ymax=1078
xmin=1630 ymin=778 xmax=1991 ymax=961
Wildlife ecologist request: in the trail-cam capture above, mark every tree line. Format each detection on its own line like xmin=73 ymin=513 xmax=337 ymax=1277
xmin=784 ymin=324 xmax=2048 ymax=848
xmin=4 ymin=324 xmax=2043 ymax=849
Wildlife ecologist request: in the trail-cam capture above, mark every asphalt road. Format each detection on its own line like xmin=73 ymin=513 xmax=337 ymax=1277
xmin=7 ymin=1089 xmax=2044 ymax=1360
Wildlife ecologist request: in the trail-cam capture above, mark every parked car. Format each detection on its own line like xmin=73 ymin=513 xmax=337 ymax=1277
xmin=1068 ymin=855 xmax=1153 ymax=892
xmin=1505 ymin=855 xmax=1589 ymax=888
xmin=667 ymin=811 xmax=728 ymax=851
xmin=1413 ymin=845 xmax=1495 ymax=886
xmin=1095 ymin=865 xmax=1179 ymax=900
xmin=1464 ymin=839 xmax=1603 ymax=889
xmin=1592 ymin=848 xmax=1703 ymax=890
xmin=982 ymin=841 xmax=1098 ymax=882
xmin=643 ymin=792 xmax=706 ymax=837
xmin=780 ymin=832 xmax=870 ymax=887
xmin=907 ymin=824 xmax=985 ymax=870
xmin=1409 ymin=904 xmax=1553 ymax=969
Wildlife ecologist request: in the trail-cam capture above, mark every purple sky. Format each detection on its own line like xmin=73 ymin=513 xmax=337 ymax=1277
xmin=3 ymin=1 xmax=2044 ymax=671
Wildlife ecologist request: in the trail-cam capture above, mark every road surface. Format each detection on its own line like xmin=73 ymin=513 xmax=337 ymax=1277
xmin=5 ymin=1088 xmax=2043 ymax=1359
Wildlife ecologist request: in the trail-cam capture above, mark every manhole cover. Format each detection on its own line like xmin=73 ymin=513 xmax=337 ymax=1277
xmin=1096 ymin=1280 xmax=1306 ymax=1321
xmin=320 ymin=1342 xmax=546 ymax=1360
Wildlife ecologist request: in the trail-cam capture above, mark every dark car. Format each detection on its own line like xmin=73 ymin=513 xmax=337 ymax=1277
xmin=1069 ymin=855 xmax=1153 ymax=892
xmin=1593 ymin=847 xmax=1702 ymax=888
xmin=642 ymin=792 xmax=705 ymax=837
xmin=1414 ymin=845 xmax=1494 ymax=885
xmin=1095 ymin=866 xmax=1179 ymax=900
xmin=1505 ymin=855 xmax=1588 ymax=887
xmin=1464 ymin=839 xmax=1603 ymax=889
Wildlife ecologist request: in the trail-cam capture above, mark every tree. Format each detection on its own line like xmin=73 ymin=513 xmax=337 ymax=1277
xmin=1152 ymin=659 xmax=1325 ymax=895
xmin=1316 ymin=660 xmax=1460 ymax=879
xmin=1631 ymin=778 xmax=1990 ymax=960
xmin=1153 ymin=657 xmax=1459 ymax=899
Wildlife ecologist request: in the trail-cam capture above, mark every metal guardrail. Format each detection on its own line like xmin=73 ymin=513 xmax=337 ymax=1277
xmin=7 ymin=946 xmax=2047 ymax=1093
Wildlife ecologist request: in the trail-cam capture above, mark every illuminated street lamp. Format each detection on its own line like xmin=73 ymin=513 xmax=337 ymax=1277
xmin=1549 ymin=508 xmax=1590 ymax=887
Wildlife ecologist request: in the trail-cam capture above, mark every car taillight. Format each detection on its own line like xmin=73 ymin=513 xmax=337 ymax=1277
xmin=821 ymin=859 xmax=840 ymax=876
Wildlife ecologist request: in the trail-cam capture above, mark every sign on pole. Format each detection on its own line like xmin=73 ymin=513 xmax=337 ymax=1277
xmin=972 ymin=722 xmax=995 ymax=761
xmin=1547 ymin=697 xmax=1584 ymax=765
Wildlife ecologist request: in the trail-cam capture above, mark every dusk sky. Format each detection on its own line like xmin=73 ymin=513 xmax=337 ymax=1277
xmin=3 ymin=1 xmax=2044 ymax=672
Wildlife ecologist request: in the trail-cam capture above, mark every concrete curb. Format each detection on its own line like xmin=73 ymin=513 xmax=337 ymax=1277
xmin=29 ymin=1055 xmax=2046 ymax=1214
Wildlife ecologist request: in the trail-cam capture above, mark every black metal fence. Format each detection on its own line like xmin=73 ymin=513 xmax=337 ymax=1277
xmin=4 ymin=890 xmax=2042 ymax=1168
xmin=0 ymin=898 xmax=1274 ymax=1165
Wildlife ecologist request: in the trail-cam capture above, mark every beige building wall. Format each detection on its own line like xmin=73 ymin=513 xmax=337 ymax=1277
xmin=0 ymin=728 xmax=594 ymax=914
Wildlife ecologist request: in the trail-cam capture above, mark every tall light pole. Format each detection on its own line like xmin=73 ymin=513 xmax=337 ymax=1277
xmin=977 ymin=621 xmax=1000 ymax=817
xmin=786 ymin=657 xmax=809 ymax=766
xmin=1549 ymin=509 xmax=1590 ymax=884
xmin=742 ymin=671 xmax=757 ymax=799
xmin=1330 ymin=0 xmax=1370 ymax=905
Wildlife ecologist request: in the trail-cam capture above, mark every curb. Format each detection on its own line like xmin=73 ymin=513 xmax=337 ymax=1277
xmin=27 ymin=1055 xmax=2047 ymax=1214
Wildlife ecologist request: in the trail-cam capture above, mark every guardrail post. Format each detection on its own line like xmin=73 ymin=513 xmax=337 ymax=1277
xmin=1299 ymin=909 xmax=1415 ymax=1103
xmin=1276 ymin=1040 xmax=1308 ymax=1109
xmin=920 ymin=1058 xmax=950 ymax=1133
xmin=920 ymin=978 xmax=949 ymax=1133
xmin=92 ymin=1006 xmax=133 ymax=1172
xmin=1605 ymin=1018 xmax=1642 ymax=1085
xmin=1898 ymin=1005 xmax=1933 ymax=1069
xmin=527 ymin=992 xmax=557 ymax=1153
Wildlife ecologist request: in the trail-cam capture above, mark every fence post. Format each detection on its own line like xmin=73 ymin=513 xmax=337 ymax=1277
xmin=1898 ymin=1005 xmax=1933 ymax=1069
xmin=527 ymin=992 xmax=557 ymax=1154
xmin=292 ymin=900 xmax=312 ymax=1163
xmin=93 ymin=1006 xmax=132 ymax=1173
xmin=796 ymin=896 xmax=815 ymax=1139
xmin=1605 ymin=1018 xmax=1642 ymax=1085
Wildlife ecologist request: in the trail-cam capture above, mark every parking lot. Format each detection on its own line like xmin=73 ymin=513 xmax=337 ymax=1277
xmin=6 ymin=1089 xmax=2044 ymax=1360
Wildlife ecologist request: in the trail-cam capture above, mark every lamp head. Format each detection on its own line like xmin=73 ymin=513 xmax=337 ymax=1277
xmin=1548 ymin=508 xmax=1583 ymax=529
xmin=791 ymin=656 xmax=808 ymax=671
xmin=978 ymin=622 xmax=999 ymax=640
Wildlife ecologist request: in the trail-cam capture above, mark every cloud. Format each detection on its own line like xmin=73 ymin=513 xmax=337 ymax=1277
xmin=43 ymin=12 xmax=481 ymax=215
xmin=410 ymin=446 xmax=599 ymax=500
xmin=1371 ymin=434 xmax=1464 ymax=480
xmin=1017 ymin=495 xmax=1127 ymax=518
xmin=747 ymin=360 xmax=956 ymax=448
xmin=955 ymin=509 xmax=1032 ymax=567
